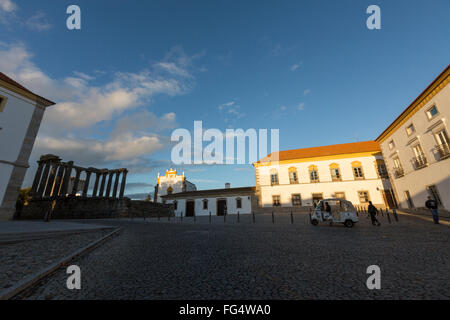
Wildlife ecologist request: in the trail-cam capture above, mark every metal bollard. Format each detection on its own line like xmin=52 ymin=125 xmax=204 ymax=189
xmin=252 ymin=211 xmax=255 ymax=223
xmin=237 ymin=211 xmax=240 ymax=223
xmin=181 ymin=212 xmax=183 ymax=222
xmin=393 ymin=209 xmax=399 ymax=222
xmin=143 ymin=210 xmax=146 ymax=221
xmin=194 ymin=213 xmax=196 ymax=223
xmin=386 ymin=210 xmax=392 ymax=223
xmin=157 ymin=213 xmax=159 ymax=221
xmin=290 ymin=210 xmax=294 ymax=224
xmin=224 ymin=213 xmax=226 ymax=223
xmin=209 ymin=211 xmax=211 ymax=224
xmin=272 ymin=211 xmax=275 ymax=224
xmin=168 ymin=213 xmax=170 ymax=221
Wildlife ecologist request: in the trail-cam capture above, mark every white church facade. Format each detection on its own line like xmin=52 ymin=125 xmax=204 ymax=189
xmin=154 ymin=169 xmax=196 ymax=203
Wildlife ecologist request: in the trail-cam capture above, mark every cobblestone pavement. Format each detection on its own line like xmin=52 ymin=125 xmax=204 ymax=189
xmin=17 ymin=213 xmax=450 ymax=300
xmin=0 ymin=229 xmax=113 ymax=291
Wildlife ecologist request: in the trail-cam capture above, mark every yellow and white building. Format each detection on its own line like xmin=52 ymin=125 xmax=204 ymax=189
xmin=253 ymin=141 xmax=396 ymax=211
xmin=376 ymin=65 xmax=450 ymax=212
xmin=154 ymin=168 xmax=196 ymax=203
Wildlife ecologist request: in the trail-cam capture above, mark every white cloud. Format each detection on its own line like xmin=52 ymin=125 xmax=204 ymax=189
xmin=303 ymin=89 xmax=311 ymax=96
xmin=297 ymin=102 xmax=306 ymax=111
xmin=0 ymin=0 xmax=17 ymax=12
xmin=154 ymin=62 xmax=191 ymax=78
xmin=290 ymin=61 xmax=303 ymax=72
xmin=0 ymin=43 xmax=190 ymax=130
xmin=218 ymin=101 xmax=236 ymax=110
xmin=26 ymin=11 xmax=51 ymax=31
xmin=1 ymin=41 xmax=204 ymax=186
xmin=218 ymin=100 xmax=245 ymax=121
xmin=35 ymin=132 xmax=165 ymax=163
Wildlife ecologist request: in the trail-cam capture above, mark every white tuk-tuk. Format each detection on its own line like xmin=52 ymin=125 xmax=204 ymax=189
xmin=310 ymin=198 xmax=359 ymax=228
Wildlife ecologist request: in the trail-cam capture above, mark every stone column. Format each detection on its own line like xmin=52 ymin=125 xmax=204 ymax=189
xmin=71 ymin=168 xmax=82 ymax=196
xmin=119 ymin=169 xmax=128 ymax=198
xmin=52 ymin=164 xmax=65 ymax=197
xmin=44 ymin=162 xmax=59 ymax=198
xmin=82 ymin=169 xmax=92 ymax=197
xmin=105 ymin=171 xmax=114 ymax=198
xmin=60 ymin=161 xmax=74 ymax=197
xmin=36 ymin=162 xmax=51 ymax=198
xmin=92 ymin=171 xmax=100 ymax=197
xmin=98 ymin=170 xmax=108 ymax=197
xmin=112 ymin=170 xmax=120 ymax=198
xmin=31 ymin=160 xmax=45 ymax=198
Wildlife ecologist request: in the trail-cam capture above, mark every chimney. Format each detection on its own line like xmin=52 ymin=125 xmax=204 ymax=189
xmin=225 ymin=183 xmax=230 ymax=189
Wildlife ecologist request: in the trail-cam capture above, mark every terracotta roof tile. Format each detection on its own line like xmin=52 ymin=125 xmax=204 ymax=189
xmin=259 ymin=141 xmax=381 ymax=163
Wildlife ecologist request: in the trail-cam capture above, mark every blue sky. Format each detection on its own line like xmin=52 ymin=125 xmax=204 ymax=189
xmin=1 ymin=0 xmax=449 ymax=198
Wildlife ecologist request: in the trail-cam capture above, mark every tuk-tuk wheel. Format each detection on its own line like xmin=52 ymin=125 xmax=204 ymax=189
xmin=311 ymin=219 xmax=319 ymax=226
xmin=344 ymin=220 xmax=354 ymax=228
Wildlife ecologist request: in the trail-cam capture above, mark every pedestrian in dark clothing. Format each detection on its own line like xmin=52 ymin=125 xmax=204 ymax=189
xmin=425 ymin=196 xmax=439 ymax=224
xmin=368 ymin=201 xmax=381 ymax=226
xmin=325 ymin=202 xmax=333 ymax=222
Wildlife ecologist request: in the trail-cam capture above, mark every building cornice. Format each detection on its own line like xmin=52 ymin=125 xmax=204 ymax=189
xmin=0 ymin=79 xmax=55 ymax=107
xmin=376 ymin=65 xmax=450 ymax=144
xmin=253 ymin=151 xmax=382 ymax=167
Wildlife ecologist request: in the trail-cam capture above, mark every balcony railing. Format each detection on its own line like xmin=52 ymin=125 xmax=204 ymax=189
xmin=412 ymin=154 xmax=428 ymax=170
xmin=393 ymin=167 xmax=404 ymax=178
xmin=436 ymin=143 xmax=450 ymax=160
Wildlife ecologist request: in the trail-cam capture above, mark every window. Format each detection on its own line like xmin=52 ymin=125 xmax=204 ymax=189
xmin=352 ymin=161 xmax=365 ymax=179
xmin=270 ymin=169 xmax=279 ymax=185
xmin=167 ymin=186 xmax=173 ymax=195
xmin=288 ymin=167 xmax=298 ymax=184
xmin=0 ymin=96 xmax=6 ymax=112
xmin=412 ymin=144 xmax=427 ymax=169
xmin=436 ymin=129 xmax=449 ymax=146
xmin=388 ymin=140 xmax=395 ymax=150
xmin=173 ymin=200 xmax=178 ymax=210
xmin=335 ymin=192 xmax=346 ymax=200
xmin=203 ymin=199 xmax=208 ymax=210
xmin=435 ymin=129 xmax=450 ymax=159
xmin=393 ymin=157 xmax=404 ymax=178
xmin=309 ymin=165 xmax=319 ymax=183
xmin=272 ymin=195 xmax=281 ymax=206
xmin=426 ymin=105 xmax=439 ymax=119
xmin=291 ymin=194 xmax=302 ymax=206
xmin=358 ymin=191 xmax=370 ymax=203
xmin=312 ymin=193 xmax=323 ymax=207
xmin=404 ymin=191 xmax=414 ymax=209
xmin=236 ymin=197 xmax=242 ymax=209
xmin=406 ymin=124 xmax=415 ymax=136
xmin=375 ymin=160 xmax=388 ymax=178
xmin=329 ymin=163 xmax=341 ymax=181
xmin=426 ymin=185 xmax=442 ymax=206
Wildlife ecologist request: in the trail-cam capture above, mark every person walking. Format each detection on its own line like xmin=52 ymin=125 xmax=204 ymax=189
xmin=368 ymin=201 xmax=381 ymax=226
xmin=425 ymin=196 xmax=439 ymax=224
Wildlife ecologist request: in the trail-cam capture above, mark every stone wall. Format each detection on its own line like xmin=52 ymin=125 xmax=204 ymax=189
xmin=127 ymin=200 xmax=174 ymax=218
xmin=15 ymin=197 xmax=173 ymax=220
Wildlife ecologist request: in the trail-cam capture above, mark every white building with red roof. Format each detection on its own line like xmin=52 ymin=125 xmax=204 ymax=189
xmin=253 ymin=141 xmax=395 ymax=211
